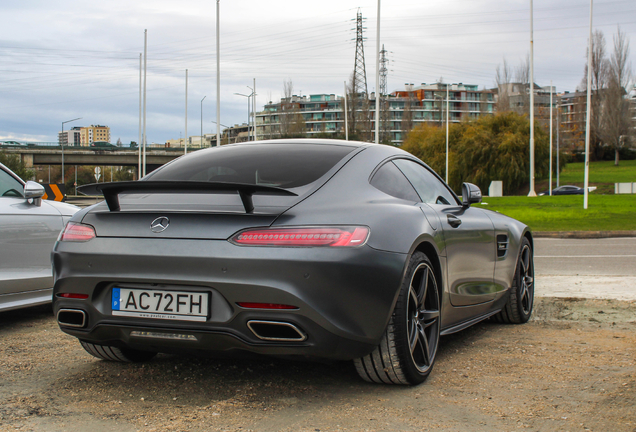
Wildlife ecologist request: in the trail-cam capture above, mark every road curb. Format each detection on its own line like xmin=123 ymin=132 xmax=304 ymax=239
xmin=534 ymin=230 xmax=636 ymax=239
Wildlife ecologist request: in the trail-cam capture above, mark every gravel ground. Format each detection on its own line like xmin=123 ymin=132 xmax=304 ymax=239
xmin=1 ymin=297 xmax=635 ymax=432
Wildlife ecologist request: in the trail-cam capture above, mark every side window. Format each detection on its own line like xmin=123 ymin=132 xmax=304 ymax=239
xmin=393 ymin=159 xmax=457 ymax=205
xmin=370 ymin=162 xmax=420 ymax=202
xmin=0 ymin=168 xmax=24 ymax=198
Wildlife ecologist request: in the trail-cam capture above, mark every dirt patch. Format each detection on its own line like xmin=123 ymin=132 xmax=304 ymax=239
xmin=1 ymin=299 xmax=635 ymax=431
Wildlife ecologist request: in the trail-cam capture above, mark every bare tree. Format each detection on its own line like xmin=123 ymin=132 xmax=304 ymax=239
xmin=599 ymin=26 xmax=633 ymax=165
xmin=578 ymin=30 xmax=609 ymax=159
xmin=514 ymin=54 xmax=530 ymax=115
xmin=280 ymin=79 xmax=306 ymax=138
xmin=495 ymin=58 xmax=512 ymax=112
xmin=346 ymin=72 xmax=373 ymax=141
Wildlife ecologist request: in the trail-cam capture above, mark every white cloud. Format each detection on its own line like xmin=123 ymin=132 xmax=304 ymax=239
xmin=0 ymin=0 xmax=633 ymax=142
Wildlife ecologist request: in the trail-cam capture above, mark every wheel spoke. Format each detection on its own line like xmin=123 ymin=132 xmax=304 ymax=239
xmin=409 ymin=322 xmax=419 ymax=353
xmin=416 ymin=267 xmax=429 ymax=305
xmin=419 ymin=309 xmax=440 ymax=322
xmin=416 ymin=327 xmax=430 ymax=365
xmin=521 ymin=247 xmax=530 ymax=276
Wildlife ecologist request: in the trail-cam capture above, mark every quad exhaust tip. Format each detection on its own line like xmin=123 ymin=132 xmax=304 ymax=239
xmin=57 ymin=309 xmax=87 ymax=328
xmin=247 ymin=320 xmax=307 ymax=342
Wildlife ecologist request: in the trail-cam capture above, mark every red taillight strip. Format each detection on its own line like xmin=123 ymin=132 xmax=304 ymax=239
xmin=231 ymin=226 xmax=369 ymax=247
xmin=59 ymin=222 xmax=96 ymax=242
xmin=57 ymin=293 xmax=89 ymax=299
xmin=236 ymin=302 xmax=298 ymax=310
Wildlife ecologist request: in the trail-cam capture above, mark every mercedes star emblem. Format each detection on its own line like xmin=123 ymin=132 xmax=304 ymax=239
xmin=150 ymin=216 xmax=170 ymax=233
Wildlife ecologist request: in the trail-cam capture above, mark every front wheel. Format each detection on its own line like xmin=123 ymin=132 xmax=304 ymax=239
xmin=354 ymin=252 xmax=441 ymax=385
xmin=493 ymin=237 xmax=534 ymax=324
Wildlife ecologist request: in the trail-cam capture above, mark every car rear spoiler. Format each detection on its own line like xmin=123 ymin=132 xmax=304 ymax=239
xmin=77 ymin=181 xmax=298 ymax=213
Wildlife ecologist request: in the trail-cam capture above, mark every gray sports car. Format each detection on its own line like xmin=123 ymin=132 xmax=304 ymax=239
xmin=52 ymin=139 xmax=534 ymax=385
xmin=1 ymin=162 xmax=79 ymax=312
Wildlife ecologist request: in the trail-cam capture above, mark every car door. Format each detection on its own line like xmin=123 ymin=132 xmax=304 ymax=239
xmin=393 ymin=159 xmax=498 ymax=307
xmin=0 ymin=167 xmax=63 ymax=297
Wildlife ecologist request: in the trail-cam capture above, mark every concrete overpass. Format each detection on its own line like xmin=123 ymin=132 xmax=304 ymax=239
xmin=2 ymin=146 xmax=185 ymax=173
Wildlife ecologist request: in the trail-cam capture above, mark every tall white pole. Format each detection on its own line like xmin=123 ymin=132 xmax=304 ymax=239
xmin=216 ymin=0 xmax=221 ymax=147
xmin=549 ymin=80 xmax=553 ymax=196
xmin=374 ymin=0 xmax=381 ymax=144
xmin=557 ymin=98 xmax=560 ymax=187
xmin=344 ymin=81 xmax=349 ymax=141
xmin=138 ymin=53 xmax=142 ymax=178
xmin=253 ymin=78 xmax=257 ymax=141
xmin=201 ymin=96 xmax=206 ymax=146
xmin=528 ymin=0 xmax=536 ymax=196
xmin=446 ymin=83 xmax=450 ymax=184
xmin=142 ymin=29 xmax=148 ymax=177
xmin=185 ymin=69 xmax=188 ymax=154
xmin=584 ymin=0 xmax=593 ymax=209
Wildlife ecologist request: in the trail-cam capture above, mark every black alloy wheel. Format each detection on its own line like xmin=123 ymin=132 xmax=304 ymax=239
xmin=354 ymin=252 xmax=441 ymax=385
xmin=406 ymin=260 xmax=441 ymax=375
xmin=493 ymin=237 xmax=534 ymax=324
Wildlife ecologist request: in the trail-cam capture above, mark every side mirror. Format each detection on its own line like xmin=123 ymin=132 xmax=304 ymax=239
xmin=24 ymin=181 xmax=45 ymax=206
xmin=461 ymin=183 xmax=482 ymax=208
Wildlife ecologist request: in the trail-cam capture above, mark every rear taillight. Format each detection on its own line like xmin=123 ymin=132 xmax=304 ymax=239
xmin=57 ymin=293 xmax=89 ymax=299
xmin=230 ymin=226 xmax=369 ymax=247
xmin=59 ymin=222 xmax=96 ymax=242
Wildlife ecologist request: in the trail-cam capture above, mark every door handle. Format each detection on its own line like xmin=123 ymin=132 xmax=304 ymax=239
xmin=447 ymin=214 xmax=462 ymax=228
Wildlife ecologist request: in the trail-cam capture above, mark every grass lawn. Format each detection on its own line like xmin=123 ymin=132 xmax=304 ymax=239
xmin=535 ymin=159 xmax=636 ymax=194
xmin=476 ymin=194 xmax=636 ymax=232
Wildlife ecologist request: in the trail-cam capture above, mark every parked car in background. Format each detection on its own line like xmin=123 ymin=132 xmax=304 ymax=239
xmin=0 ymin=163 xmax=79 ymax=312
xmin=538 ymin=185 xmax=585 ymax=196
xmin=52 ymin=139 xmax=534 ymax=385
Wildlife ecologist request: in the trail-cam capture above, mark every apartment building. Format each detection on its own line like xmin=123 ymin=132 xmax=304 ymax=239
xmin=57 ymin=126 xmax=82 ymax=146
xmin=255 ymin=83 xmax=495 ymax=145
xmin=79 ymin=125 xmax=111 ymax=145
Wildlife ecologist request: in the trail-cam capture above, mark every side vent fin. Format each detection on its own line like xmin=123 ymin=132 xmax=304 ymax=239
xmin=497 ymin=235 xmax=509 ymax=258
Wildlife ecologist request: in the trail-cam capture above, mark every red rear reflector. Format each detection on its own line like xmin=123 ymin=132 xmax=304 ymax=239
xmin=57 ymin=293 xmax=89 ymax=299
xmin=231 ymin=226 xmax=369 ymax=247
xmin=236 ymin=302 xmax=298 ymax=310
xmin=59 ymin=222 xmax=96 ymax=242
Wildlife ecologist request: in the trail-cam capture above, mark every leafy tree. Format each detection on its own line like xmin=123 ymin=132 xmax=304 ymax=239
xmin=0 ymin=151 xmax=34 ymax=180
xmin=402 ymin=112 xmax=552 ymax=195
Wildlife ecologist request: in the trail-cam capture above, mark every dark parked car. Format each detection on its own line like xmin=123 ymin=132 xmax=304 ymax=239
xmin=538 ymin=185 xmax=585 ymax=196
xmin=52 ymin=140 xmax=534 ymax=385
xmin=0 ymin=163 xmax=79 ymax=312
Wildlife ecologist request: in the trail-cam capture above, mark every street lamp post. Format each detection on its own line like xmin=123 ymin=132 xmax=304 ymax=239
xmin=246 ymin=85 xmax=255 ymax=141
xmin=201 ymin=96 xmax=206 ymax=147
xmin=61 ymin=117 xmax=82 ymax=185
xmin=446 ymin=83 xmax=450 ymax=184
xmin=234 ymin=92 xmax=253 ymax=141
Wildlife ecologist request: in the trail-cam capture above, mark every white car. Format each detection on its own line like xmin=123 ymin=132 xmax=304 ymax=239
xmin=0 ymin=162 xmax=79 ymax=312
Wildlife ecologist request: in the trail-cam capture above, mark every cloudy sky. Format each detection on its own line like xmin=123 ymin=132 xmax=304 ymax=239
xmin=1 ymin=0 xmax=634 ymax=144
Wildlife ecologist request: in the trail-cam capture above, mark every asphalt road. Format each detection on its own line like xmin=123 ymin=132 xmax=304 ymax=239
xmin=534 ymin=237 xmax=636 ymax=276
xmin=534 ymin=237 xmax=636 ymax=301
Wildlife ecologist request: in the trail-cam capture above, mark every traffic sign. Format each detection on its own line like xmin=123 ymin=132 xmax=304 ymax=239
xmin=42 ymin=184 xmax=66 ymax=202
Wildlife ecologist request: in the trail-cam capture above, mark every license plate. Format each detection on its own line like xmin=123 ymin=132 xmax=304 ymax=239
xmin=112 ymin=288 xmax=209 ymax=322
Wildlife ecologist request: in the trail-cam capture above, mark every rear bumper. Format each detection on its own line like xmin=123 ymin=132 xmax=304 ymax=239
xmin=52 ymin=237 xmax=407 ymax=360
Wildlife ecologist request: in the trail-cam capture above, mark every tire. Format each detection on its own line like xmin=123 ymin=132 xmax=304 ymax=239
xmin=493 ymin=237 xmax=534 ymax=324
xmin=354 ymin=252 xmax=441 ymax=385
xmin=80 ymin=341 xmax=157 ymax=362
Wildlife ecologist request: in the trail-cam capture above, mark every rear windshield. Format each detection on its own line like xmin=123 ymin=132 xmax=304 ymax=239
xmin=146 ymin=143 xmax=356 ymax=190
